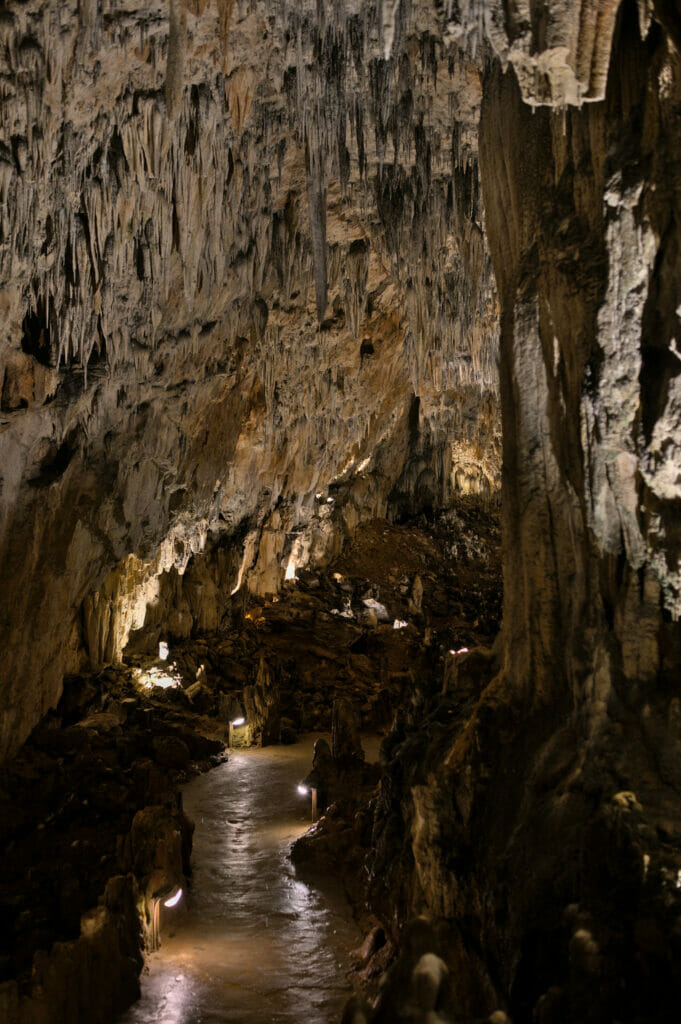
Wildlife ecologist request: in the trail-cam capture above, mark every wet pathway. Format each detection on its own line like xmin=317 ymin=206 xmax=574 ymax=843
xmin=117 ymin=737 xmax=362 ymax=1024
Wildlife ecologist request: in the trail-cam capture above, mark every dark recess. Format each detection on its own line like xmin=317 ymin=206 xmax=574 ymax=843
xmin=21 ymin=304 xmax=52 ymax=367
xmin=28 ymin=438 xmax=77 ymax=488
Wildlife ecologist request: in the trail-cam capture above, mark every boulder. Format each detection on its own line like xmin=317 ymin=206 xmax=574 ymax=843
xmin=152 ymin=735 xmax=190 ymax=770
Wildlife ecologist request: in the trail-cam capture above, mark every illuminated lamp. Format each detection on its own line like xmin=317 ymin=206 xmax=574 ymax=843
xmin=228 ymin=705 xmax=246 ymax=748
xmin=149 ymin=883 xmax=183 ymax=951
xmin=163 ymin=887 xmax=183 ymax=908
xmin=297 ymin=781 xmax=318 ymax=821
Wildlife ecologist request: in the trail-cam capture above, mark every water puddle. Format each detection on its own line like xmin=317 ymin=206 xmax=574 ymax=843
xmin=117 ymin=736 xmax=362 ymax=1024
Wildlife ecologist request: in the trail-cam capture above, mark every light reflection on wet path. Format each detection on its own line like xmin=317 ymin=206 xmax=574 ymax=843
xmin=117 ymin=737 xmax=362 ymax=1024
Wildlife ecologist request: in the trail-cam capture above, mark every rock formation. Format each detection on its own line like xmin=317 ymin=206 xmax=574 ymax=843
xmin=1 ymin=0 xmax=681 ymax=1021
xmin=0 ymin=0 xmax=498 ymax=761
xmin=365 ymin=2 xmax=681 ymax=1021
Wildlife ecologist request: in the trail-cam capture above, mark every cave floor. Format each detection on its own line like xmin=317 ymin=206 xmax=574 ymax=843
xmin=116 ymin=736 xmax=367 ymax=1024
xmin=0 ymin=505 xmax=501 ymax=1017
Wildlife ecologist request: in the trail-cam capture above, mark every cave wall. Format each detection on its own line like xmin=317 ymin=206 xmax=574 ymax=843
xmin=367 ymin=2 xmax=681 ymax=1019
xmin=480 ymin=0 xmax=681 ymax=716
xmin=0 ymin=1 xmax=499 ymax=761
xmin=481 ymin=8 xmax=681 ymax=1009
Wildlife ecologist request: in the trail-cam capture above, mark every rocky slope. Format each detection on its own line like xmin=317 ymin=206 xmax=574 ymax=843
xmin=0 ymin=668 xmax=215 ymax=1024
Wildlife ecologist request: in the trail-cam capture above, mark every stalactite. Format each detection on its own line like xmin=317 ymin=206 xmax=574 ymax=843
xmin=165 ymin=0 xmax=186 ymax=121
xmin=306 ymin=136 xmax=328 ymax=324
xmin=343 ymin=237 xmax=370 ymax=339
xmin=0 ymin=0 xmax=505 ymax=764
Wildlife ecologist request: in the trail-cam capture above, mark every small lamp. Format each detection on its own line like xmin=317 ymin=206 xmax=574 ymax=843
xmin=227 ymin=699 xmax=246 ymax=747
xmin=297 ymin=781 xmax=318 ymax=821
xmin=149 ymin=883 xmax=183 ymax=951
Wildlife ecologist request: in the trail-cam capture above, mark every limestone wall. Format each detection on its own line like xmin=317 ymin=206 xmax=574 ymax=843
xmin=369 ymin=3 xmax=681 ymax=1017
xmin=0 ymin=1 xmax=499 ymax=760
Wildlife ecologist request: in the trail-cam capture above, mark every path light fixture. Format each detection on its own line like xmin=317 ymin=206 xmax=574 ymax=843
xmin=297 ymin=782 xmax=318 ymax=821
xmin=228 ymin=711 xmax=246 ymax=748
xmin=149 ymin=884 xmax=183 ymax=951
xmin=224 ymin=695 xmax=246 ymax=747
xmin=159 ymin=640 xmax=169 ymax=660
xmin=164 ymin=887 xmax=183 ymax=908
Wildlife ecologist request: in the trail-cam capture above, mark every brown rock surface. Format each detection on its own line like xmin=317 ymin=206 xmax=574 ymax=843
xmin=1 ymin=1 xmax=681 ymax=1022
xmin=358 ymin=4 xmax=681 ymax=1023
xmin=0 ymin=0 xmax=498 ymax=761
